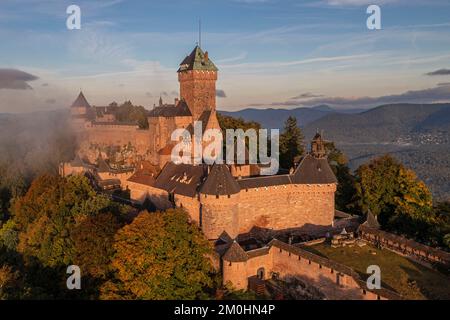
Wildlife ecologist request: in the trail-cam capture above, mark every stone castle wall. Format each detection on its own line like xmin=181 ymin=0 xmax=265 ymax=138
xmin=223 ymin=244 xmax=389 ymax=300
xmin=128 ymin=182 xmax=336 ymax=240
xmin=237 ymin=184 xmax=336 ymax=235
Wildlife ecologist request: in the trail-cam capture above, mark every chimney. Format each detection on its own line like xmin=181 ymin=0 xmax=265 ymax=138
xmin=204 ymin=51 xmax=209 ymax=61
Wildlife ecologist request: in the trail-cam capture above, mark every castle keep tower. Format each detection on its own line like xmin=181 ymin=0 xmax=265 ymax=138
xmin=178 ymin=46 xmax=218 ymax=120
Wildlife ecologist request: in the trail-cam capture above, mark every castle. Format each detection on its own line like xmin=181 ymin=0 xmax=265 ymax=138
xmin=61 ymin=46 xmax=404 ymax=299
xmin=62 ymin=45 xmax=338 ymax=240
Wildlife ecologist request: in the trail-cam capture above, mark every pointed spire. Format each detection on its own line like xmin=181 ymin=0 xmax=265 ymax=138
xmin=159 ymin=95 xmax=163 ymax=106
xmin=200 ymin=164 xmax=240 ymax=196
xmin=71 ymin=91 xmax=91 ymax=109
xmin=311 ymin=130 xmax=326 ymax=158
xmin=178 ymin=46 xmax=218 ymax=72
xmin=364 ymin=209 xmax=380 ymax=229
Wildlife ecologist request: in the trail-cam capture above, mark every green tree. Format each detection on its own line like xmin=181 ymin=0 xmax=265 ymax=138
xmin=103 ymin=209 xmax=215 ymax=300
xmin=324 ymin=142 xmax=356 ymax=212
xmin=114 ymin=101 xmax=149 ymax=129
xmin=13 ymin=174 xmax=120 ymax=268
xmin=352 ymin=155 xmax=442 ymax=244
xmin=279 ymin=116 xmax=304 ymax=170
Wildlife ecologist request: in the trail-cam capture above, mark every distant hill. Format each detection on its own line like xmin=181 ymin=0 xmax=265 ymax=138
xmin=303 ymin=103 xmax=450 ymax=201
xmin=303 ymin=103 xmax=450 ymax=143
xmin=219 ymin=105 xmax=364 ymax=129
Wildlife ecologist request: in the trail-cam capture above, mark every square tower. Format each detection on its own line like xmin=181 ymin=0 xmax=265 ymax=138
xmin=178 ymin=46 xmax=218 ymax=121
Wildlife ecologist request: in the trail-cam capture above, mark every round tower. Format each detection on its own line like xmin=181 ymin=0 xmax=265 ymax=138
xmin=199 ymin=164 xmax=241 ymax=240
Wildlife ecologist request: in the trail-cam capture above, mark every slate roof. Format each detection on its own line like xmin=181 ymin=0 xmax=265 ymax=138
xmin=71 ymin=91 xmax=91 ymax=109
xmin=178 ymin=46 xmax=218 ymax=72
xmin=238 ymin=175 xmax=291 ymax=189
xmin=127 ymin=162 xmax=160 ymax=186
xmin=153 ymin=162 xmax=207 ymax=197
xmin=148 ymin=100 xmax=192 ymax=117
xmin=222 ymin=241 xmax=248 ymax=262
xmin=200 ymin=164 xmax=240 ymax=196
xmin=291 ymin=154 xmax=337 ymax=184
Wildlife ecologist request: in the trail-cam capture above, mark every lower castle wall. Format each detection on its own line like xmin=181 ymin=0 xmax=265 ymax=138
xmin=223 ymin=245 xmax=385 ymax=300
xmin=174 ymin=195 xmax=201 ymax=224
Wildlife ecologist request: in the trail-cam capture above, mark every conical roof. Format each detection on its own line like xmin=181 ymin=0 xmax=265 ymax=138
xmin=178 ymin=46 xmax=218 ymax=72
xmin=200 ymin=164 xmax=240 ymax=196
xmin=71 ymin=91 xmax=91 ymax=109
xmin=223 ymin=241 xmax=248 ymax=262
xmin=364 ymin=209 xmax=380 ymax=229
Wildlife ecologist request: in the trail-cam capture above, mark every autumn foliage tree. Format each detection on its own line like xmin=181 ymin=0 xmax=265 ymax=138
xmin=5 ymin=174 xmax=126 ymax=298
xmin=102 ymin=209 xmax=215 ymax=300
xmin=352 ymin=155 xmax=449 ymax=246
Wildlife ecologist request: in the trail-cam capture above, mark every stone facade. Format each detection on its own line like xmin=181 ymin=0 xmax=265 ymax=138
xmin=222 ymin=240 xmax=401 ymax=300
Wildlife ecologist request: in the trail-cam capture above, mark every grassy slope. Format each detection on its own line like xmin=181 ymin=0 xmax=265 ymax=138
xmin=302 ymin=243 xmax=450 ymax=300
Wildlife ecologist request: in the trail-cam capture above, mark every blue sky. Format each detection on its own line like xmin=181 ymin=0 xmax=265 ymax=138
xmin=0 ymin=0 xmax=450 ymax=112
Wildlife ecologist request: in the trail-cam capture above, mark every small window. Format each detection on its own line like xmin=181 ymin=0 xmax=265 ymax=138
xmin=308 ymin=260 xmax=311 ymax=265
xmin=216 ymin=195 xmax=219 ymax=199
xmin=331 ymin=269 xmax=334 ymax=274
xmin=319 ymin=265 xmax=322 ymax=269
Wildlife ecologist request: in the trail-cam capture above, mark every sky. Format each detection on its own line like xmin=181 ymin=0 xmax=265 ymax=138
xmin=0 ymin=0 xmax=450 ymax=113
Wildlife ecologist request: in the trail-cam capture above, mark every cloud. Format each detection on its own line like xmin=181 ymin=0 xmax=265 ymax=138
xmin=221 ymin=54 xmax=371 ymax=70
xmin=0 ymin=69 xmax=39 ymax=90
xmin=437 ymin=82 xmax=450 ymax=86
xmin=290 ymin=92 xmax=324 ymax=99
xmin=216 ymin=89 xmax=227 ymax=98
xmin=317 ymin=0 xmax=400 ymax=6
xmin=146 ymin=92 xmax=153 ymax=98
xmin=426 ymin=68 xmax=450 ymax=76
xmin=41 ymin=83 xmax=49 ymax=87
xmin=45 ymin=98 xmax=56 ymax=104
xmin=264 ymin=85 xmax=450 ymax=108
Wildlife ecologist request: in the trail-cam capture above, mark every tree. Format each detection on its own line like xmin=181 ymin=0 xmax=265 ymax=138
xmin=0 ymin=265 xmax=23 ymax=300
xmin=13 ymin=174 xmax=121 ymax=268
xmin=217 ymin=114 xmax=261 ymax=133
xmin=279 ymin=116 xmax=304 ymax=170
xmin=113 ymin=101 xmax=149 ymax=129
xmin=71 ymin=212 xmax=122 ymax=279
xmin=103 ymin=209 xmax=215 ymax=300
xmin=324 ymin=142 xmax=356 ymax=212
xmin=353 ymin=155 xmax=439 ymax=243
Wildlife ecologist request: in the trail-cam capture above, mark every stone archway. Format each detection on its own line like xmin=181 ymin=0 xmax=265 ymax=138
xmin=257 ymin=267 xmax=265 ymax=280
